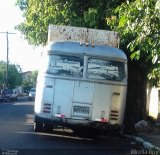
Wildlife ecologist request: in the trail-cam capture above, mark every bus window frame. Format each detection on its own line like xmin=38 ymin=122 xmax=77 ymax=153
xmin=44 ymin=53 xmax=127 ymax=83
xmin=86 ymin=57 xmax=127 ymax=82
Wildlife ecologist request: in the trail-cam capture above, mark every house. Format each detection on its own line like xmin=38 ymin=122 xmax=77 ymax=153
xmin=147 ymin=87 xmax=160 ymax=118
xmin=21 ymin=71 xmax=32 ymax=80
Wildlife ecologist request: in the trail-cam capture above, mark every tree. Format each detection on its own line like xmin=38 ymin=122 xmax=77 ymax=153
xmin=107 ymin=0 xmax=160 ymax=85
xmin=0 ymin=61 xmax=23 ymax=89
xmin=0 ymin=62 xmax=6 ymax=89
xmin=22 ymin=70 xmax=38 ymax=92
xmin=16 ymin=0 xmax=125 ymax=45
xmin=106 ymin=0 xmax=160 ymax=132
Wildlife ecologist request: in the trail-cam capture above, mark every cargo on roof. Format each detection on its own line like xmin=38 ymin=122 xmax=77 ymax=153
xmin=48 ymin=24 xmax=120 ymax=48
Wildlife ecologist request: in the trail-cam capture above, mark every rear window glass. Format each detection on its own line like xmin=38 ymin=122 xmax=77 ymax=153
xmin=47 ymin=55 xmax=84 ymax=78
xmin=87 ymin=58 xmax=126 ymax=81
xmin=41 ymin=54 xmax=127 ymax=82
xmin=30 ymin=88 xmax=36 ymax=92
xmin=2 ymin=89 xmax=13 ymax=94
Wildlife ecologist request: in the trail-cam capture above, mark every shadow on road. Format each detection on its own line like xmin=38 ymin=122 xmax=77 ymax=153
xmin=0 ymin=98 xmax=131 ymax=155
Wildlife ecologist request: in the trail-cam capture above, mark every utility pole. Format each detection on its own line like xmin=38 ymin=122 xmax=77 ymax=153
xmin=0 ymin=31 xmax=16 ymax=88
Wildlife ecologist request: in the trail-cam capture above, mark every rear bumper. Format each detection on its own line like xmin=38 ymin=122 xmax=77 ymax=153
xmin=0 ymin=97 xmax=13 ymax=101
xmin=29 ymin=96 xmax=35 ymax=100
xmin=34 ymin=115 xmax=120 ymax=131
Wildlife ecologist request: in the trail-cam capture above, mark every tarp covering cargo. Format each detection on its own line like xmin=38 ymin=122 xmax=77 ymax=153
xmin=48 ymin=25 xmax=120 ymax=48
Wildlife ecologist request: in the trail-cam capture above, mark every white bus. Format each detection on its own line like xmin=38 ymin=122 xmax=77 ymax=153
xmin=34 ymin=41 xmax=127 ymax=135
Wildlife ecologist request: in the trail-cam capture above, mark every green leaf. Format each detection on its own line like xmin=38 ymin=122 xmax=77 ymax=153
xmin=119 ymin=15 xmax=127 ymax=27
xmin=152 ymin=54 xmax=158 ymax=64
xmin=130 ymin=50 xmax=140 ymax=60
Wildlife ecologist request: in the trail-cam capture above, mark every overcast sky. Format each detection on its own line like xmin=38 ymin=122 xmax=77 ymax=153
xmin=0 ymin=0 xmax=42 ymax=72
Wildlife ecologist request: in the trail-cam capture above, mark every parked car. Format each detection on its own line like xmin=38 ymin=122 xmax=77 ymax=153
xmin=0 ymin=89 xmax=18 ymax=102
xmin=0 ymin=93 xmax=1 ymax=101
xmin=29 ymin=88 xmax=36 ymax=100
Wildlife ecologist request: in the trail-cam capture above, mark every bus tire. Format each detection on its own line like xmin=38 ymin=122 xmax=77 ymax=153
xmin=34 ymin=122 xmax=43 ymax=132
xmin=43 ymin=124 xmax=53 ymax=133
xmin=74 ymin=127 xmax=98 ymax=139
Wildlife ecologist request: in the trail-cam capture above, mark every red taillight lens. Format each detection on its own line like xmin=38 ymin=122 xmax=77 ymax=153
xmin=55 ymin=114 xmax=65 ymax=118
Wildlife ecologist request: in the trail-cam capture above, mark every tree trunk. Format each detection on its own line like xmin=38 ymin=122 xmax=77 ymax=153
xmin=124 ymin=60 xmax=147 ymax=133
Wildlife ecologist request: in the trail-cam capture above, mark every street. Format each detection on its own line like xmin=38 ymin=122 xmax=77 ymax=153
xmin=0 ymin=97 xmax=132 ymax=155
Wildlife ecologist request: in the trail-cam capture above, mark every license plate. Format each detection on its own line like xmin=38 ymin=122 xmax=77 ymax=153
xmin=73 ymin=106 xmax=89 ymax=114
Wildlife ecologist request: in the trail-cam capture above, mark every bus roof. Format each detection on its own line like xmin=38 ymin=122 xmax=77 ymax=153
xmin=46 ymin=41 xmax=127 ymax=61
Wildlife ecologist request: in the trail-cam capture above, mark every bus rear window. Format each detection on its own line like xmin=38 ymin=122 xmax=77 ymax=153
xmin=87 ymin=58 xmax=126 ymax=81
xmin=48 ymin=55 xmax=83 ymax=78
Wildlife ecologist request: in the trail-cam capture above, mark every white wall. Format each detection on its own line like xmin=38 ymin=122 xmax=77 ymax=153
xmin=147 ymin=87 xmax=159 ymax=118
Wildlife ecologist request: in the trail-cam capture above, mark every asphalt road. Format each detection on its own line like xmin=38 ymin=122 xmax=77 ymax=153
xmin=0 ymin=97 xmax=132 ymax=155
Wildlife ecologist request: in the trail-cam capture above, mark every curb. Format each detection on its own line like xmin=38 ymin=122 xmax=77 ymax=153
xmin=122 ymin=134 xmax=160 ymax=152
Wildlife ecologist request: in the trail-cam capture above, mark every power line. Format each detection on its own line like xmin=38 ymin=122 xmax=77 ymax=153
xmin=0 ymin=31 xmax=16 ymax=88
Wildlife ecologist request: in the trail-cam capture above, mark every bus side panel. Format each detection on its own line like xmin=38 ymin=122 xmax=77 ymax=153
xmin=35 ymin=75 xmax=45 ymax=115
xmin=35 ymin=76 xmax=55 ymax=118
xmin=43 ymin=78 xmax=55 ymax=105
xmin=92 ymin=84 xmax=112 ymax=122
xmin=72 ymin=81 xmax=94 ymax=118
xmin=73 ymin=81 xmax=94 ymax=104
xmin=110 ymin=85 xmax=127 ymax=125
xmin=53 ymin=79 xmax=74 ymax=118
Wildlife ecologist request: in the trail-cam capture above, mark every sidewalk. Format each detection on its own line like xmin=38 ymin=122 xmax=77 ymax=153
xmin=123 ymin=131 xmax=160 ymax=153
xmin=139 ymin=132 xmax=160 ymax=148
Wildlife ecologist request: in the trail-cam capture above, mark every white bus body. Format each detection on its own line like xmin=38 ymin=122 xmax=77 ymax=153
xmin=34 ymin=41 xmax=127 ymax=133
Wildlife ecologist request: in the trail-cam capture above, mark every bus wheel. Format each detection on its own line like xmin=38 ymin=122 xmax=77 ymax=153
xmin=43 ymin=124 xmax=53 ymax=133
xmin=74 ymin=127 xmax=98 ymax=139
xmin=34 ymin=122 xmax=43 ymax=132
